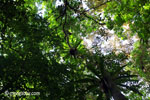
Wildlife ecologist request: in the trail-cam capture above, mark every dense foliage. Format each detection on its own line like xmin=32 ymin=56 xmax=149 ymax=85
xmin=0 ymin=0 xmax=150 ymax=100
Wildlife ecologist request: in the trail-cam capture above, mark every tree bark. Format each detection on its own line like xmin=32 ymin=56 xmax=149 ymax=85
xmin=102 ymin=71 xmax=128 ymax=100
xmin=110 ymin=83 xmax=128 ymax=100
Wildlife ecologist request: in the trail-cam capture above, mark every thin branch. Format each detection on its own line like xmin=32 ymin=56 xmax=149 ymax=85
xmin=84 ymin=0 xmax=112 ymax=12
xmin=82 ymin=13 xmax=105 ymax=25
xmin=62 ymin=0 xmax=72 ymax=48
xmin=63 ymin=16 xmax=72 ymax=48
xmin=67 ymin=3 xmax=105 ymax=25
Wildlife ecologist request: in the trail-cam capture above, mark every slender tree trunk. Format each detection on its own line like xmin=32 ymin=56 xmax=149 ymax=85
xmin=102 ymin=71 xmax=128 ymax=100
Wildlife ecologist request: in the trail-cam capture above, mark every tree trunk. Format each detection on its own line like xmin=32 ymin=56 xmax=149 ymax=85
xmin=110 ymin=83 xmax=128 ymax=100
xmin=102 ymin=71 xmax=128 ymax=100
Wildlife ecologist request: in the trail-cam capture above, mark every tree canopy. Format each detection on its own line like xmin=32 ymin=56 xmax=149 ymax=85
xmin=0 ymin=0 xmax=150 ymax=100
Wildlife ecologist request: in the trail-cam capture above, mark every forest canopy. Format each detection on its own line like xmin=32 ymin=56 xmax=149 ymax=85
xmin=0 ymin=0 xmax=150 ymax=100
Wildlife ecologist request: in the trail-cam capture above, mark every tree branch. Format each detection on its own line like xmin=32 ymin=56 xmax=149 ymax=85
xmin=84 ymin=0 xmax=112 ymax=12
xmin=67 ymin=3 xmax=105 ymax=25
